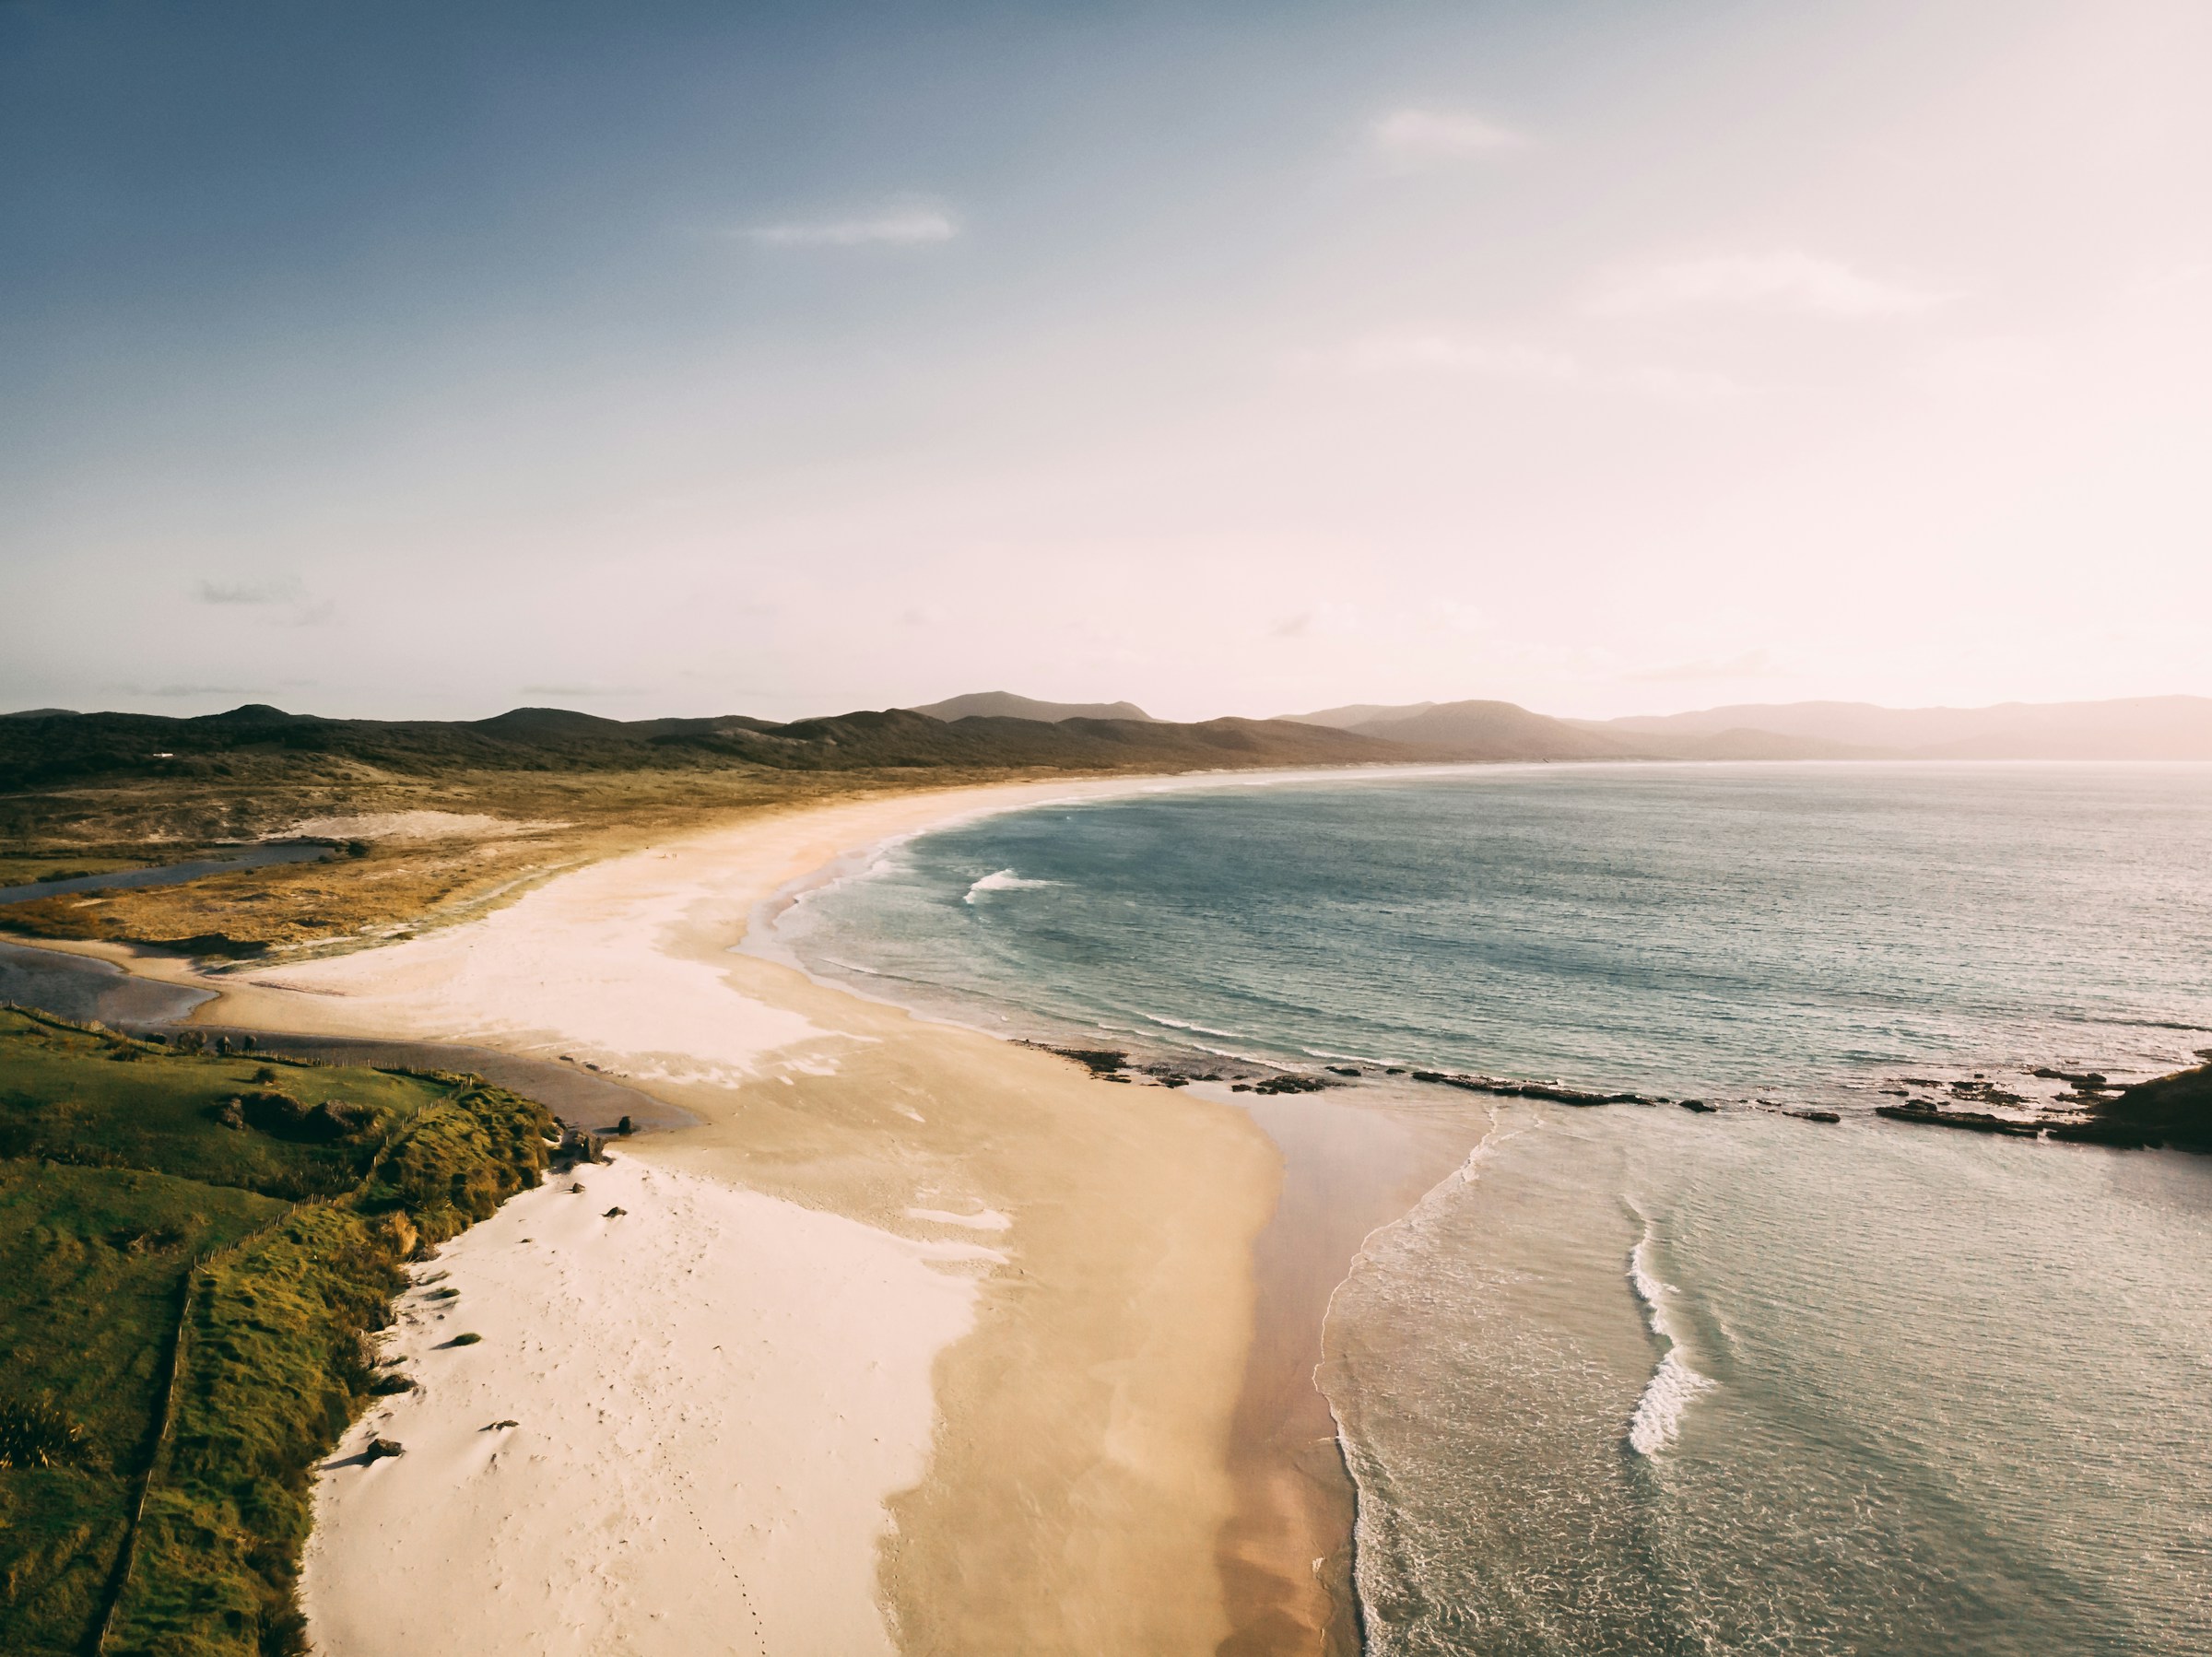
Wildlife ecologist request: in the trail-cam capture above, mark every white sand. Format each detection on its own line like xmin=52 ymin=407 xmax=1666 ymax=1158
xmin=304 ymin=1156 xmax=988 ymax=1655
xmin=235 ymin=828 xmax=838 ymax=1087
xmin=201 ymin=778 xmax=1298 ymax=1653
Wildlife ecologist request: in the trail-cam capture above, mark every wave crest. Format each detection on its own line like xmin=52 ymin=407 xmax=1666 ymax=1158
xmin=963 ymin=868 xmax=1057 ymax=904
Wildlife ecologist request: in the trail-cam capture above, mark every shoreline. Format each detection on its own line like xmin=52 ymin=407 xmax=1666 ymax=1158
xmin=52 ymin=775 xmax=1352 ymax=1653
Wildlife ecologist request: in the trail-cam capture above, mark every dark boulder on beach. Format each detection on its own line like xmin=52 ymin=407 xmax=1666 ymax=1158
xmin=549 ymin=1125 xmax=606 ymax=1169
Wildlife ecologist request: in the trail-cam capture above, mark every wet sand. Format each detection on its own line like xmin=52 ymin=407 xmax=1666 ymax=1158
xmin=1217 ymin=1090 xmax=1481 ymax=1655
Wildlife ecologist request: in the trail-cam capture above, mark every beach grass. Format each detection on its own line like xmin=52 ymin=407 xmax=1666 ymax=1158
xmin=0 ymin=768 xmax=888 ymax=959
xmin=0 ymin=1006 xmax=556 ymax=1655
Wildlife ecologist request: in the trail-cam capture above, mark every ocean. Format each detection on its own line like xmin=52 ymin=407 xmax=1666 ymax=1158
xmin=774 ymin=762 xmax=2212 ymax=1654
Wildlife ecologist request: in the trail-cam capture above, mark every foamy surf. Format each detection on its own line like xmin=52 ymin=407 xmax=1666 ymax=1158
xmin=962 ymin=868 xmax=1056 ymax=903
xmin=1628 ymin=1221 xmax=1712 ymax=1455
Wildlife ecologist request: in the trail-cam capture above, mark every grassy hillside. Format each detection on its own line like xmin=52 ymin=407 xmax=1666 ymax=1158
xmin=0 ymin=1006 xmax=557 ymax=1655
xmin=0 ymin=701 xmax=1391 ymax=797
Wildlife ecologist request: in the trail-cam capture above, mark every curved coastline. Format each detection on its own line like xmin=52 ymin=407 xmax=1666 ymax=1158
xmin=41 ymin=776 xmax=1344 ymax=1654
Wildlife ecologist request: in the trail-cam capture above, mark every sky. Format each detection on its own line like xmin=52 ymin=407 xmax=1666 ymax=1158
xmin=4 ymin=0 xmax=2209 ymax=723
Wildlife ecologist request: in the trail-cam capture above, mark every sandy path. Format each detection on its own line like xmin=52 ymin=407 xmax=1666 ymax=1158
xmin=194 ymin=779 xmax=1286 ymax=1655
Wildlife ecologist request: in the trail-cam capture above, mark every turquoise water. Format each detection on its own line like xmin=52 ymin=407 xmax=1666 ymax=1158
xmin=778 ymin=763 xmax=2212 ymax=1652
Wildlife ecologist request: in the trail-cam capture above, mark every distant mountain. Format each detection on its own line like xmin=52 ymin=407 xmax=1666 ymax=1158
xmin=3 ymin=708 xmax=79 ymax=720
xmin=1291 ymin=699 xmax=1648 ymax=761
xmin=1281 ymin=700 xmax=1436 ymax=730
xmin=908 ymin=691 xmax=1155 ymax=723
xmin=1594 ymin=696 xmax=2212 ymax=760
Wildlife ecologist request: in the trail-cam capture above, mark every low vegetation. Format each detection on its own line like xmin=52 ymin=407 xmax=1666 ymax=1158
xmin=0 ymin=1005 xmax=556 ymax=1655
xmin=0 ymin=701 xmax=1409 ymax=961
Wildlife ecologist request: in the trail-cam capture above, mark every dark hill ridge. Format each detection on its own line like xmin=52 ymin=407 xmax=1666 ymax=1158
xmin=0 ymin=702 xmax=1416 ymax=793
xmin=11 ymin=691 xmax=2204 ymax=794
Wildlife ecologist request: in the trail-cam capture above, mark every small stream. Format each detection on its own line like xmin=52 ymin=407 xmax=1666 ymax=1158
xmin=0 ymin=841 xmax=335 ymax=905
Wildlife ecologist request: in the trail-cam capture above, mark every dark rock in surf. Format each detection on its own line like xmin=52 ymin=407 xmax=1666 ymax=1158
xmin=1411 ymin=1069 xmax=1653 ymax=1107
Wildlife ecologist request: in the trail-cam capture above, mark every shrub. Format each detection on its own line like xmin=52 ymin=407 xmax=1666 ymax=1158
xmin=0 ymin=1394 xmax=93 ymax=1469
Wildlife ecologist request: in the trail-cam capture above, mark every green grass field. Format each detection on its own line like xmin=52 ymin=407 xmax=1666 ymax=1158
xmin=0 ymin=1006 xmax=557 ymax=1655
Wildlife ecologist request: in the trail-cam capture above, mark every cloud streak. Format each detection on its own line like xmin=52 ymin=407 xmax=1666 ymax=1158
xmin=739 ymin=203 xmax=959 ymax=248
xmin=194 ymin=576 xmax=302 ymax=605
xmin=1594 ymin=252 xmax=1944 ymax=318
xmin=1371 ymin=107 xmax=1528 ymax=164
xmin=1322 ymin=334 xmax=1580 ymax=382
xmin=1302 ymin=333 xmax=1742 ymax=403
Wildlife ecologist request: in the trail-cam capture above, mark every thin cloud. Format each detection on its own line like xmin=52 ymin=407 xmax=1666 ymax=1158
xmin=1371 ymin=107 xmax=1528 ymax=165
xmin=518 ymin=682 xmax=646 ymax=698
xmin=194 ymin=576 xmax=302 ymax=605
xmin=738 ymin=203 xmax=959 ymax=248
xmin=1300 ymin=333 xmax=1742 ymax=403
xmin=1322 ymin=335 xmax=1580 ymax=382
xmin=1630 ymin=650 xmax=1784 ymax=684
xmin=1595 ymin=252 xmax=1944 ymax=318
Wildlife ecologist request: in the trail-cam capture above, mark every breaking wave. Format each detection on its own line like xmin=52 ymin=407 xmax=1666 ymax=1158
xmin=962 ymin=868 xmax=1056 ymax=904
xmin=1628 ymin=1218 xmax=1713 ymax=1456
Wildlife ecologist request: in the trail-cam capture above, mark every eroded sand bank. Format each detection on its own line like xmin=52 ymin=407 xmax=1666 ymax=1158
xmin=184 ymin=780 xmax=1284 ymax=1655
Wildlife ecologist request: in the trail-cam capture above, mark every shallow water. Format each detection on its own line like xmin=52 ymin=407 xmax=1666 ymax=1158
xmin=782 ymin=762 xmax=2212 ymax=1652
xmin=1326 ymin=1105 xmax=2212 ymax=1655
xmin=0 ymin=938 xmax=213 ymax=1024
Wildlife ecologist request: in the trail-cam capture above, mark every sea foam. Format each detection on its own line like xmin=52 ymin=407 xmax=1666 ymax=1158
xmin=962 ymin=869 xmax=1056 ymax=904
xmin=1627 ymin=1222 xmax=1712 ymax=1456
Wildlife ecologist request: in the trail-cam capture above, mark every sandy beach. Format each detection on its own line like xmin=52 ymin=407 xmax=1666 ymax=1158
xmin=138 ymin=778 xmax=1294 ymax=1654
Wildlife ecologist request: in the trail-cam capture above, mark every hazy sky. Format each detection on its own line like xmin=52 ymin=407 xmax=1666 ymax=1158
xmin=6 ymin=0 xmax=2208 ymax=722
